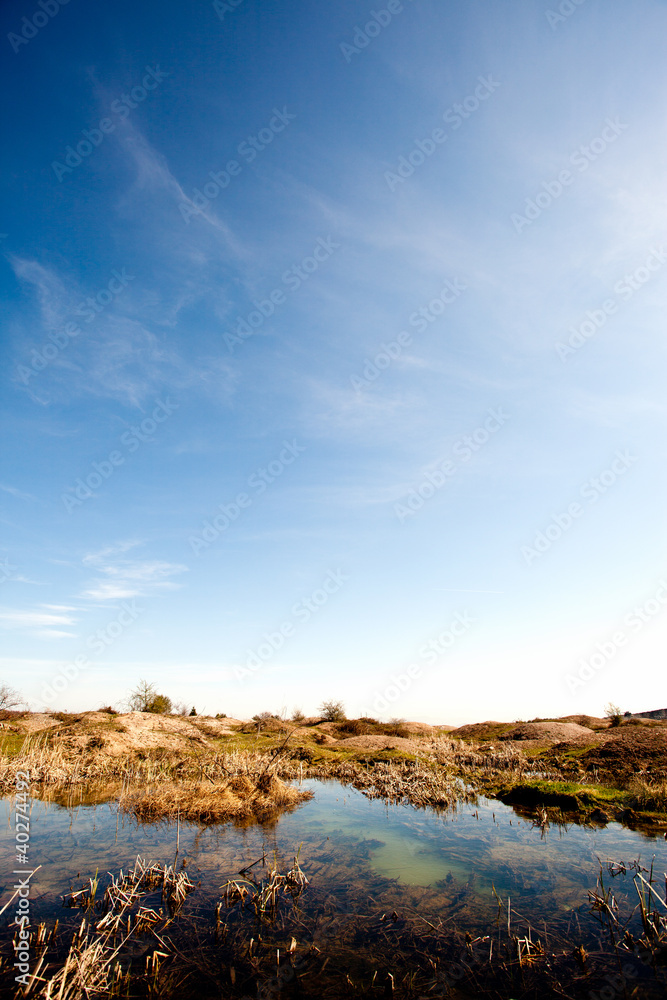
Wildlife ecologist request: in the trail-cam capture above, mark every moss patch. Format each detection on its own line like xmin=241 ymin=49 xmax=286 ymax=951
xmin=492 ymin=778 xmax=629 ymax=814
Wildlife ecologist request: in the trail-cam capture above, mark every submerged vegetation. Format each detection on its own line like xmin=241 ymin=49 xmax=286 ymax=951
xmin=4 ymin=848 xmax=667 ymax=999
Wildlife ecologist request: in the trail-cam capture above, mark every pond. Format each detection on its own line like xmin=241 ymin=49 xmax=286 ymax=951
xmin=1 ymin=779 xmax=666 ymax=998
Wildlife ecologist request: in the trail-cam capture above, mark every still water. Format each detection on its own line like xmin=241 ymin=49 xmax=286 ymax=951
xmin=1 ymin=780 xmax=665 ymax=996
xmin=1 ymin=779 xmax=663 ymax=927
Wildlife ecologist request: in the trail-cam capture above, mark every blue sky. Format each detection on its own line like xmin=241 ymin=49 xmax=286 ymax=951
xmin=1 ymin=0 xmax=666 ymax=723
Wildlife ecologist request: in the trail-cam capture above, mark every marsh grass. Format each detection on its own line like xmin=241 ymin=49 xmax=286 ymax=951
xmin=3 ymin=728 xmax=665 ymax=832
xmin=120 ymin=772 xmax=313 ymax=825
xmin=18 ymin=858 xmax=195 ymax=998
xmin=626 ymin=777 xmax=667 ymax=812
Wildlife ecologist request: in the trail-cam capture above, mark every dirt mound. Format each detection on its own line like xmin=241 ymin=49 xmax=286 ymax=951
xmin=190 ymin=717 xmax=244 ymax=734
xmin=557 ymin=715 xmax=607 ymax=728
xmin=451 ymin=720 xmax=594 ymax=744
xmin=578 ymin=724 xmax=667 ymax=779
xmin=404 ymin=721 xmax=439 ymax=735
xmin=499 ymin=722 xmax=593 ymax=743
xmin=55 ymin=711 xmax=212 ymax=756
xmin=334 ymin=734 xmax=425 ymax=754
xmin=315 ymin=722 xmax=341 ymax=736
xmin=312 ymin=732 xmax=338 ymax=745
xmin=13 ymin=713 xmax=62 ymax=733
xmin=451 ymin=721 xmax=512 ymax=741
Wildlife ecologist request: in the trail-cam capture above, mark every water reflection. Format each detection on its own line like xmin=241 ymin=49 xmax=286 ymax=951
xmin=2 ymin=778 xmax=663 ymax=934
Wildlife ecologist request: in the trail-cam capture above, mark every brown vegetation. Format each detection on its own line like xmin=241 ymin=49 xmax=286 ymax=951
xmin=120 ymin=772 xmax=312 ymax=825
xmin=2 ymin=710 xmax=667 ymax=829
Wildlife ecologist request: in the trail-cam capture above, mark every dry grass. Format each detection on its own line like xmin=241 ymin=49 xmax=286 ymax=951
xmin=120 ymin=772 xmax=312 ymax=825
xmin=626 ymin=776 xmax=667 ymax=811
xmin=19 ymin=858 xmax=195 ymax=998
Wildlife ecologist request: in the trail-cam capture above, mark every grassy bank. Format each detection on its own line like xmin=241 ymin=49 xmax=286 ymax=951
xmin=1 ymin=711 xmax=666 ymax=831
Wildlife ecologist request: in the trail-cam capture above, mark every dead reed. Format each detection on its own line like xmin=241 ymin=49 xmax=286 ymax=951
xmin=119 ymin=771 xmax=312 ymax=825
xmin=8 ymin=846 xmax=667 ymax=999
xmin=625 ymin=776 xmax=667 ymax=812
xmin=15 ymin=857 xmax=194 ymax=998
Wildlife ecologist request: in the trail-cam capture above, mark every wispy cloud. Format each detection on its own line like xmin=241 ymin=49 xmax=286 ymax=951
xmin=116 ymin=121 xmax=247 ymax=257
xmin=0 ymin=606 xmax=79 ymax=639
xmin=81 ymin=542 xmax=188 ymax=600
xmin=0 ymin=484 xmax=37 ymax=502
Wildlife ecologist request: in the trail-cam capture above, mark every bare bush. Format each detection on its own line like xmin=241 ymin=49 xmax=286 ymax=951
xmin=319 ymin=700 xmax=346 ymax=722
xmin=0 ymin=683 xmax=21 ymax=710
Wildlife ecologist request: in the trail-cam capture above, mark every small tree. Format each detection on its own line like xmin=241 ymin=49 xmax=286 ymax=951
xmin=128 ymin=680 xmax=158 ymax=712
xmin=291 ymin=707 xmax=305 ymax=722
xmin=0 ymin=683 xmax=21 ymax=710
xmin=604 ymin=702 xmax=623 ymax=727
xmin=319 ymin=700 xmax=346 ymax=722
xmin=128 ymin=681 xmax=171 ymax=714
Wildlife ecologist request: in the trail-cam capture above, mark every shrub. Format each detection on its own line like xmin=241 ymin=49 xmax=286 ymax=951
xmin=319 ymin=700 xmax=346 ymax=722
xmin=291 ymin=708 xmax=305 ymax=722
xmin=604 ymin=702 xmax=623 ymax=727
xmin=383 ymin=719 xmax=409 ymax=738
xmin=147 ymin=694 xmax=172 ymax=715
xmin=97 ymin=705 xmax=118 ymax=715
xmin=338 ymin=719 xmax=368 ymax=736
xmin=336 ymin=717 xmax=409 ymax=738
xmin=0 ymin=684 xmax=21 ymax=711
xmin=215 ymin=712 xmax=227 ymax=719
xmin=189 ymin=706 xmax=197 ymax=716
xmin=251 ymin=711 xmax=277 ymax=733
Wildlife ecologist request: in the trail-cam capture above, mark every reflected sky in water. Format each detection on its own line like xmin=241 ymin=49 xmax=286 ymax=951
xmin=1 ymin=780 xmax=664 ymax=942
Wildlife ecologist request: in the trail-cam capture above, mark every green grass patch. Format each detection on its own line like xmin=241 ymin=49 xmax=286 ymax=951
xmin=493 ymin=779 xmax=630 ymax=813
xmin=0 ymin=731 xmax=28 ymax=758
